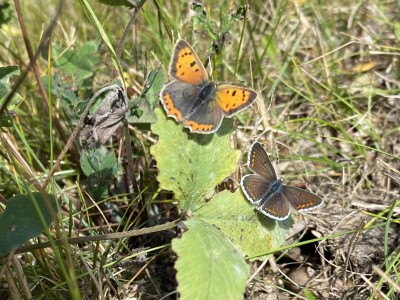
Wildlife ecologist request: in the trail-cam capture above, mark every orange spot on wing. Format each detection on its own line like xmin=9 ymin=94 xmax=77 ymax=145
xmin=250 ymin=153 xmax=257 ymax=169
xmin=184 ymin=120 xmax=214 ymax=132
xmin=162 ymin=92 xmax=183 ymax=121
xmin=297 ymin=202 xmax=313 ymax=209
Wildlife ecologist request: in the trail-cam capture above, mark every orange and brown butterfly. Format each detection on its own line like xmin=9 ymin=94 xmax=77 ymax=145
xmin=160 ymin=39 xmax=258 ymax=134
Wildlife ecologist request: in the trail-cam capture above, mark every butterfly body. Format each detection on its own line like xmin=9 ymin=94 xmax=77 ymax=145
xmin=185 ymin=81 xmax=217 ymax=118
xmin=255 ymin=179 xmax=283 ymax=208
xmin=161 ymin=39 xmax=257 ymax=134
xmin=241 ymin=142 xmax=323 ymax=220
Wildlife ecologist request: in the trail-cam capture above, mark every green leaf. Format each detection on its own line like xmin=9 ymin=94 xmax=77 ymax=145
xmin=141 ymin=68 xmax=165 ymax=106
xmin=196 ymin=190 xmax=293 ymax=260
xmin=127 ymin=98 xmax=157 ymax=124
xmin=0 ymin=1 xmax=12 ymax=28
xmin=42 ymin=73 xmax=85 ymax=124
xmin=0 ymin=65 xmax=21 ymax=127
xmin=52 ymin=41 xmax=100 ymax=86
xmin=190 ymin=3 xmax=248 ymax=47
xmin=0 ymin=193 xmax=59 ymax=255
xmin=0 ymin=65 xmax=20 ymax=100
xmin=126 ymin=68 xmax=164 ymax=124
xmin=151 ymin=108 xmax=240 ymax=211
xmin=80 ymin=145 xmax=119 ymax=177
xmin=172 ymin=218 xmax=249 ymax=300
xmin=190 ymin=2 xmax=217 ymax=40
xmin=303 ymin=287 xmax=317 ymax=299
xmin=80 ymin=146 xmax=120 ymax=199
xmin=220 ymin=6 xmax=247 ymax=35
xmin=0 ymin=65 xmax=19 ymax=83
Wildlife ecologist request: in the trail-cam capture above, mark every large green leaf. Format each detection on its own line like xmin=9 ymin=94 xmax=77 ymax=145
xmin=196 ymin=190 xmax=293 ymax=260
xmin=0 ymin=65 xmax=19 ymax=85
xmin=151 ymin=108 xmax=240 ymax=211
xmin=0 ymin=193 xmax=59 ymax=255
xmin=172 ymin=218 xmax=249 ymax=300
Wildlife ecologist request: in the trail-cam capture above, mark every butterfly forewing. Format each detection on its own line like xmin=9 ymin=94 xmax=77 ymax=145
xmin=240 ymin=174 xmax=270 ymax=204
xmin=259 ymin=192 xmax=291 ymax=220
xmin=169 ymin=40 xmax=208 ymax=85
xmin=281 ymin=185 xmax=323 ymax=212
xmin=247 ymin=142 xmax=277 ymax=182
xmin=161 ymin=81 xmax=200 ymax=121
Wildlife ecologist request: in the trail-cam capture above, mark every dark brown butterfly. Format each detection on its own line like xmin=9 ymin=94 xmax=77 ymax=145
xmin=240 ymin=142 xmax=323 ymax=220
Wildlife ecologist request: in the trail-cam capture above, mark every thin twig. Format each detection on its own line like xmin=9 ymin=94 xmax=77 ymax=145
xmin=14 ymin=217 xmax=183 ymax=254
xmin=0 ymin=1 xmax=62 ymax=116
xmin=116 ymin=0 xmax=148 ymax=60
xmin=10 ymin=0 xmax=78 ymax=161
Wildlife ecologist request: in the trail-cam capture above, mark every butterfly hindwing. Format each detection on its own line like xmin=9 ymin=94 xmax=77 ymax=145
xmin=183 ymin=94 xmax=224 ymax=133
xmin=259 ymin=192 xmax=291 ymax=220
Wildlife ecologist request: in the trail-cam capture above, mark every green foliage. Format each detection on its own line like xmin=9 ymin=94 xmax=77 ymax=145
xmin=196 ymin=190 xmax=292 ymax=260
xmin=151 ymin=109 xmax=241 ymax=212
xmin=80 ymin=145 xmax=120 ymax=198
xmin=141 ymin=67 xmax=165 ymax=106
xmin=77 ymin=0 xmax=124 ymax=85
xmin=127 ymin=68 xmax=165 ymax=124
xmin=0 ymin=193 xmax=59 ymax=255
xmin=172 ymin=218 xmax=249 ymax=300
xmin=41 ymin=41 xmax=102 ymax=125
xmin=50 ymin=41 xmax=100 ymax=88
xmin=1 ymin=0 xmax=399 ymax=298
xmin=152 ymin=108 xmax=291 ymax=298
xmin=0 ymin=65 xmax=19 ymax=88
xmin=0 ymin=65 xmax=20 ymax=127
xmin=0 ymin=0 xmax=12 ymax=28
xmin=43 ymin=72 xmax=85 ymax=124
xmin=191 ymin=2 xmax=247 ymax=44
